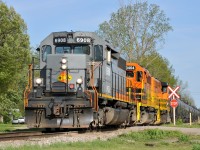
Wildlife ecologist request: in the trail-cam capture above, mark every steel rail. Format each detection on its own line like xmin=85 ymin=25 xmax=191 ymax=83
xmin=0 ymin=131 xmax=66 ymax=141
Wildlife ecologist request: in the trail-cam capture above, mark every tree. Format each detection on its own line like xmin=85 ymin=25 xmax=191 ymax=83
xmin=0 ymin=2 xmax=30 ymax=121
xmin=177 ymin=80 xmax=195 ymax=106
xmin=97 ymin=1 xmax=176 ymax=85
xmin=140 ymin=51 xmax=177 ymax=86
xmin=97 ymin=1 xmax=172 ymax=63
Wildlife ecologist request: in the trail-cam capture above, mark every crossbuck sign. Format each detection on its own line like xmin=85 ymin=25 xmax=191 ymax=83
xmin=168 ymin=86 xmax=180 ymax=99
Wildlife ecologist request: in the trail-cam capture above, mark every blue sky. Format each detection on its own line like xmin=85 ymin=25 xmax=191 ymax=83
xmin=3 ymin=0 xmax=200 ymax=108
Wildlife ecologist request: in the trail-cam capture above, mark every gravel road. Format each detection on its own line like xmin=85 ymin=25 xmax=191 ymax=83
xmin=0 ymin=126 xmax=199 ymax=149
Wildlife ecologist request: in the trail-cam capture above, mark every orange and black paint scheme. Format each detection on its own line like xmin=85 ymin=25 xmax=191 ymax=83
xmin=126 ymin=63 xmax=170 ymax=124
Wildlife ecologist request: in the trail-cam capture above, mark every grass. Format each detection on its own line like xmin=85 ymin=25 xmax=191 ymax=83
xmin=163 ymin=122 xmax=200 ymax=128
xmin=0 ymin=123 xmax=27 ymax=132
xmin=4 ymin=129 xmax=200 ymax=150
xmin=193 ymin=144 xmax=200 ymax=150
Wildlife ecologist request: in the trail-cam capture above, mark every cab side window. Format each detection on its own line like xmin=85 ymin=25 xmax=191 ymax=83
xmin=162 ymin=87 xmax=167 ymax=93
xmin=94 ymin=45 xmax=103 ymax=61
xmin=137 ymin=71 xmax=143 ymax=82
xmin=42 ymin=45 xmax=52 ymax=62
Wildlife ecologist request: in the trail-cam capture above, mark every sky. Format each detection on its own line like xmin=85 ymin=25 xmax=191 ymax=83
xmin=3 ymin=0 xmax=200 ymax=108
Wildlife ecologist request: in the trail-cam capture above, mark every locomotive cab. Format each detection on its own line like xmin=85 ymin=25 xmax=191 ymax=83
xmin=126 ymin=63 xmax=148 ymax=102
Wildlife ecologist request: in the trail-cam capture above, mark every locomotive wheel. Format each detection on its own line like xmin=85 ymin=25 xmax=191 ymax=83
xmin=121 ymin=120 xmax=127 ymax=129
xmin=89 ymin=121 xmax=96 ymax=131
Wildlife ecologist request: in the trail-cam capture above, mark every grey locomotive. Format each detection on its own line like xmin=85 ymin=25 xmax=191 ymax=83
xmin=24 ymin=31 xmax=132 ymax=129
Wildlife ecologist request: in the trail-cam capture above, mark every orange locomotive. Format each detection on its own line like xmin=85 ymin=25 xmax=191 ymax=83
xmin=126 ymin=63 xmax=170 ymax=124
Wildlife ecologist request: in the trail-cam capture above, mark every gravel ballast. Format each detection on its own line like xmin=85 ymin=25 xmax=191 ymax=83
xmin=0 ymin=126 xmax=200 ymax=149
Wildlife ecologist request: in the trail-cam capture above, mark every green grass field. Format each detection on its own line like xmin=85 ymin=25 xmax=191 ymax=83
xmin=163 ymin=122 xmax=200 ymax=128
xmin=0 ymin=123 xmax=27 ymax=132
xmin=4 ymin=128 xmax=200 ymax=150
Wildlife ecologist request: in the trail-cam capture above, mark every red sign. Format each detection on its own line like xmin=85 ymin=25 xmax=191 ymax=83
xmin=168 ymin=86 xmax=180 ymax=99
xmin=170 ymin=99 xmax=178 ymax=108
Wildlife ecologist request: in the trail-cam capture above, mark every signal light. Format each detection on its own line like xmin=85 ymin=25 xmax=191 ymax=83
xmin=76 ymin=78 xmax=83 ymax=84
xmin=35 ymin=78 xmax=43 ymax=85
xmin=61 ymin=58 xmax=67 ymax=63
xmin=61 ymin=57 xmax=67 ymax=70
xmin=61 ymin=64 xmax=67 ymax=70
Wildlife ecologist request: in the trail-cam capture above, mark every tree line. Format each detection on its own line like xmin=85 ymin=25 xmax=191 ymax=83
xmin=96 ymin=1 xmax=195 ymax=107
xmin=0 ymin=1 xmax=31 ymax=122
xmin=0 ymin=1 xmax=195 ymax=122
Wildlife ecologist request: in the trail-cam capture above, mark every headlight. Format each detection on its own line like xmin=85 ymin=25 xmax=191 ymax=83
xmin=35 ymin=78 xmax=42 ymax=85
xmin=61 ymin=64 xmax=67 ymax=70
xmin=61 ymin=58 xmax=67 ymax=64
xmin=76 ymin=78 xmax=83 ymax=84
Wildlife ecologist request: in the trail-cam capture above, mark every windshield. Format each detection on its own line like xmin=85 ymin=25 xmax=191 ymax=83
xmin=56 ymin=46 xmax=71 ymax=54
xmin=55 ymin=45 xmax=90 ymax=54
xmin=126 ymin=71 xmax=134 ymax=77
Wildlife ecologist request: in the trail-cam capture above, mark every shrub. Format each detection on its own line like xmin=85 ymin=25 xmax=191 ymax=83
xmin=193 ymin=144 xmax=200 ymax=150
xmin=178 ymin=134 xmax=189 ymax=142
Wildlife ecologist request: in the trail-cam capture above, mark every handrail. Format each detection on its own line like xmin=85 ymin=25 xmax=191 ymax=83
xmin=84 ymin=90 xmax=93 ymax=106
xmin=90 ymin=62 xmax=100 ymax=112
xmin=23 ymin=64 xmax=33 ymax=108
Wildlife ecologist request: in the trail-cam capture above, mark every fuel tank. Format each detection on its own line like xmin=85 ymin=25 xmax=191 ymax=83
xmin=104 ymin=107 xmax=129 ymax=125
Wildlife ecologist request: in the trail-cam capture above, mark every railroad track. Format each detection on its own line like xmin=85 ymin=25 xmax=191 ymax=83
xmin=0 ymin=126 xmax=121 ymax=142
xmin=0 ymin=131 xmax=67 ymax=141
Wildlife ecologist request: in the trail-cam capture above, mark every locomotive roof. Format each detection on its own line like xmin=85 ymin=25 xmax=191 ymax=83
xmin=41 ymin=31 xmax=119 ymax=54
xmin=127 ymin=62 xmax=150 ymax=74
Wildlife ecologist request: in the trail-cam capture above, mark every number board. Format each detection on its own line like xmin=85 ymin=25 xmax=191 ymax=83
xmin=126 ymin=66 xmax=135 ymax=70
xmin=54 ymin=37 xmax=67 ymax=44
xmin=76 ymin=37 xmax=91 ymax=43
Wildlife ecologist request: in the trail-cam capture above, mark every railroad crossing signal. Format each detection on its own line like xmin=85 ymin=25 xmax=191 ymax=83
xmin=170 ymin=99 xmax=178 ymax=108
xmin=168 ymin=86 xmax=180 ymax=99
xmin=168 ymin=86 xmax=180 ymax=126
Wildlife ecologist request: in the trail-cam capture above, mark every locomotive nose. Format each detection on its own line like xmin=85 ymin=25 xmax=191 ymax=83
xmin=46 ymin=54 xmax=87 ymax=94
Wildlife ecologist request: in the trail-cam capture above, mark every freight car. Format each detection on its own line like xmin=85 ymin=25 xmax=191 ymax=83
xmin=172 ymin=99 xmax=200 ymax=123
xmin=24 ymin=31 xmax=200 ymax=129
